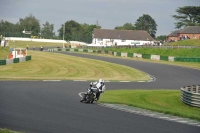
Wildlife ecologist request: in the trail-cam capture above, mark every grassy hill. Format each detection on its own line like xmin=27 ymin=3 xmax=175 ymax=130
xmin=101 ymin=39 xmax=200 ymax=57
xmin=103 ymin=47 xmax=200 ymax=57
xmin=8 ymin=40 xmax=65 ymax=49
xmin=0 ymin=47 xmax=10 ymax=60
xmin=165 ymin=39 xmax=200 ymax=46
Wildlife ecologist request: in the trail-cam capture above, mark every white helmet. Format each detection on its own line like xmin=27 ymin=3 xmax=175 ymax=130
xmin=99 ymin=79 xmax=104 ymax=84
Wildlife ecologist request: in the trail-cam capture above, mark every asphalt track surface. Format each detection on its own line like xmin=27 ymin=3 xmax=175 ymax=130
xmin=0 ymin=51 xmax=200 ymax=133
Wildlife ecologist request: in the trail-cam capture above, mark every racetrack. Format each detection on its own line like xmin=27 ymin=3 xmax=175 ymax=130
xmin=0 ymin=51 xmax=200 ymax=133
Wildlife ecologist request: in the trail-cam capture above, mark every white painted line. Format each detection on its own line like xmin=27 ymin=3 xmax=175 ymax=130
xmin=169 ymin=118 xmax=181 ymax=121
xmin=138 ymin=81 xmax=145 ymax=82
xmin=178 ymin=121 xmax=188 ymax=123
xmin=74 ymin=80 xmax=87 ymax=81
xmin=147 ymin=114 xmax=155 ymax=116
xmin=159 ymin=117 xmax=169 ymax=119
xmin=43 ymin=80 xmax=61 ymax=81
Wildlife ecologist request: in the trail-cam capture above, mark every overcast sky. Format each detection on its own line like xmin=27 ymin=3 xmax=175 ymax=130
xmin=0 ymin=0 xmax=199 ymax=36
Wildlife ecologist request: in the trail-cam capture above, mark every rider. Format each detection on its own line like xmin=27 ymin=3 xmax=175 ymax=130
xmin=90 ymin=79 xmax=106 ymax=100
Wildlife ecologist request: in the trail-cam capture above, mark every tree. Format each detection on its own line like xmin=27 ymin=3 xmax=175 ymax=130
xmin=134 ymin=14 xmax=157 ymax=38
xmin=115 ymin=23 xmax=135 ymax=30
xmin=156 ymin=35 xmax=167 ymax=41
xmin=0 ymin=20 xmax=15 ymax=36
xmin=172 ymin=6 xmax=200 ymax=29
xmin=58 ymin=20 xmax=100 ymax=43
xmin=58 ymin=20 xmax=81 ymax=41
xmin=41 ymin=21 xmax=55 ymax=39
xmin=19 ymin=14 xmax=40 ymax=36
xmin=80 ymin=24 xmax=100 ymax=43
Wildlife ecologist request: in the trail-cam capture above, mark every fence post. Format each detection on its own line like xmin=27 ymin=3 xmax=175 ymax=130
xmin=196 ymin=85 xmax=199 ymax=93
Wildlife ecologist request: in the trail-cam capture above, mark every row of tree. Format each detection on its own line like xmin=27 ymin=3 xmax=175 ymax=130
xmin=0 ymin=14 xmax=158 ymax=42
xmin=0 ymin=14 xmax=55 ymax=39
xmin=0 ymin=6 xmax=199 ymax=42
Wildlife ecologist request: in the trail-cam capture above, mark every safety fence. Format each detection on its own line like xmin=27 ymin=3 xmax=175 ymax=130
xmin=0 ymin=55 xmax=31 ymax=65
xmin=180 ymin=85 xmax=200 ymax=108
xmin=47 ymin=48 xmax=200 ymax=63
xmin=81 ymin=45 xmax=200 ymax=49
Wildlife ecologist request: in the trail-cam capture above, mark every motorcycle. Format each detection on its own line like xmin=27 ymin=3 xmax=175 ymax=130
xmin=79 ymin=87 xmax=98 ymax=103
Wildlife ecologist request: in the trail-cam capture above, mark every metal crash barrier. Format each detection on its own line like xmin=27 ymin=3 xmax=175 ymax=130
xmin=180 ymin=85 xmax=200 ymax=108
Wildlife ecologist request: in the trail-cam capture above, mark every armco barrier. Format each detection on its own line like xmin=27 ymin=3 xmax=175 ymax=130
xmin=105 ymin=50 xmax=109 ymax=54
xmin=88 ymin=49 xmax=93 ymax=53
xmin=116 ymin=52 xmax=121 ymax=56
xmin=128 ymin=53 xmax=133 ymax=58
xmin=134 ymin=53 xmax=142 ymax=58
xmin=168 ymin=56 xmax=175 ymax=62
xmin=78 ymin=49 xmax=83 ymax=52
xmin=6 ymin=59 xmax=13 ymax=64
xmin=108 ymin=51 xmax=114 ymax=55
xmin=70 ymin=49 xmax=74 ymax=52
xmin=174 ymin=57 xmax=200 ymax=62
xmin=19 ymin=57 xmax=26 ymax=62
xmin=0 ymin=56 xmax=32 ymax=66
xmin=47 ymin=48 xmax=200 ymax=63
xmin=142 ymin=54 xmax=151 ymax=59
xmin=160 ymin=56 xmax=169 ymax=61
xmin=83 ymin=49 xmax=88 ymax=52
xmin=48 ymin=49 xmax=54 ymax=52
xmin=13 ymin=58 xmax=19 ymax=63
xmin=97 ymin=50 xmax=101 ymax=53
xmin=26 ymin=55 xmax=31 ymax=61
xmin=180 ymin=85 xmax=200 ymax=108
xmin=0 ymin=60 xmax=6 ymax=65
xmin=121 ymin=52 xmax=127 ymax=57
xmin=151 ymin=55 xmax=160 ymax=60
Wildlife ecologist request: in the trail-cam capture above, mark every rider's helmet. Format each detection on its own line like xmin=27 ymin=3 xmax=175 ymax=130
xmin=99 ymin=79 xmax=104 ymax=84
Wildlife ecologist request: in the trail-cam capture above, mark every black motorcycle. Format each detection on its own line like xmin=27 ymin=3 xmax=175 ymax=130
xmin=79 ymin=88 xmax=98 ymax=103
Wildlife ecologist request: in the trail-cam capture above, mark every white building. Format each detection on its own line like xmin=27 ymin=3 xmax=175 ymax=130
xmin=90 ymin=28 xmax=155 ymax=46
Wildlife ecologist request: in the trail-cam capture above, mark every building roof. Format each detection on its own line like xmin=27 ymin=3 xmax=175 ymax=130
xmin=93 ymin=29 xmax=154 ymax=41
xmin=168 ymin=30 xmax=181 ymax=37
xmin=180 ymin=26 xmax=200 ymax=34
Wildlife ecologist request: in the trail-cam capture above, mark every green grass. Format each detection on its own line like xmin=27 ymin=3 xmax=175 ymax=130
xmin=165 ymin=39 xmax=200 ymax=46
xmin=8 ymin=40 xmax=66 ymax=49
xmin=0 ymin=50 xmax=149 ymax=81
xmin=99 ymin=90 xmax=200 ymax=121
xmin=0 ymin=128 xmax=23 ymax=133
xmin=102 ymin=47 xmax=200 ymax=57
xmin=1 ymin=41 xmax=200 ymax=122
xmin=0 ymin=47 xmax=10 ymax=60
xmin=99 ymin=39 xmax=200 ymax=57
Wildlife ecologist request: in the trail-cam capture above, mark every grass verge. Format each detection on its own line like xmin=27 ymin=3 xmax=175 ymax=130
xmin=99 ymin=90 xmax=200 ymax=121
xmin=0 ymin=128 xmax=23 ymax=133
xmin=0 ymin=47 xmax=10 ymax=60
xmin=165 ymin=39 xmax=200 ymax=46
xmin=8 ymin=40 xmax=64 ymax=49
xmin=0 ymin=50 xmax=149 ymax=81
xmin=102 ymin=47 xmax=200 ymax=57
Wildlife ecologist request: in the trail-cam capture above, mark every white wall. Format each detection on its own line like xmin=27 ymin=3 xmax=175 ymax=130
xmin=92 ymin=38 xmax=154 ymax=46
xmin=5 ymin=37 xmax=88 ymax=45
